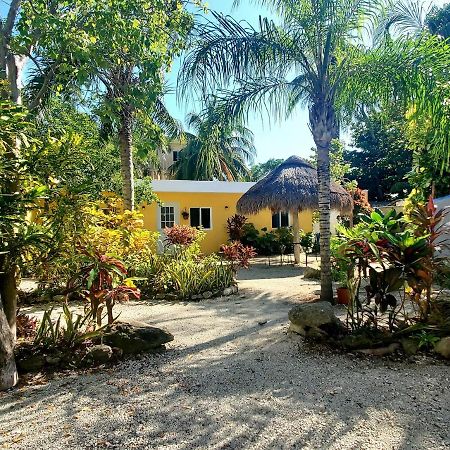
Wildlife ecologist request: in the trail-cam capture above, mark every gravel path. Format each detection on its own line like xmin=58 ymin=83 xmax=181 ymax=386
xmin=1 ymin=264 xmax=449 ymax=450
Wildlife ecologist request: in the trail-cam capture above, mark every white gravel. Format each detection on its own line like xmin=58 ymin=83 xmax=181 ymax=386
xmin=1 ymin=263 xmax=449 ymax=450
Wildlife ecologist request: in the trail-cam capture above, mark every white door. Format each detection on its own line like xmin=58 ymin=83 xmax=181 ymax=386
xmin=157 ymin=203 xmax=179 ymax=252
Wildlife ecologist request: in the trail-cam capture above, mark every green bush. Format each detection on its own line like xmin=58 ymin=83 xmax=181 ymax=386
xmin=241 ymin=223 xmax=316 ymax=256
xmin=134 ymin=228 xmax=234 ymax=300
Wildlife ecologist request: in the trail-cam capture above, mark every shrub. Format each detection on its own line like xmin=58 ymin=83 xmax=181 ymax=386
xmin=68 ymin=248 xmax=140 ymax=326
xmin=34 ymin=304 xmax=104 ymax=349
xmin=164 ymin=224 xmax=198 ymax=247
xmin=16 ymin=312 xmax=38 ymax=339
xmin=226 ymin=214 xmax=248 ymax=241
xmin=338 ymin=202 xmax=449 ymax=332
xmin=221 ymin=241 xmax=257 ymax=272
xmin=135 ymin=253 xmax=234 ymax=300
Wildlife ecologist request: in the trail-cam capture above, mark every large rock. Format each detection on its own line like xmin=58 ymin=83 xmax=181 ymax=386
xmin=434 ymin=337 xmax=450 ymax=359
xmin=288 ymin=301 xmax=343 ymax=338
xmin=17 ymin=354 xmax=46 ymax=373
xmin=0 ymin=303 xmax=18 ymax=390
xmin=102 ymin=323 xmax=174 ymax=354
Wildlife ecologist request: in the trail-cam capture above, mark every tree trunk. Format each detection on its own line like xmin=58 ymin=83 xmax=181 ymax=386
xmin=291 ymin=209 xmax=301 ymax=264
xmin=0 ymin=269 xmax=18 ymax=337
xmin=0 ymin=299 xmax=18 ymax=390
xmin=309 ymin=100 xmax=337 ymax=303
xmin=118 ymin=105 xmax=135 ymax=211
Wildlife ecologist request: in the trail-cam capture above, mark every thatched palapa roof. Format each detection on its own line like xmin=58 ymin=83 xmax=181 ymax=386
xmin=238 ymin=155 xmax=353 ymax=215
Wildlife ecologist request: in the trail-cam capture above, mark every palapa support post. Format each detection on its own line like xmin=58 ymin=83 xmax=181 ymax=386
xmin=291 ymin=209 xmax=301 ymax=265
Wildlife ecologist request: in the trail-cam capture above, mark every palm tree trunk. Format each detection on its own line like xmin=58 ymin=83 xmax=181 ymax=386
xmin=291 ymin=209 xmax=301 ymax=264
xmin=309 ymin=100 xmax=337 ymax=303
xmin=118 ymin=104 xmax=135 ymax=211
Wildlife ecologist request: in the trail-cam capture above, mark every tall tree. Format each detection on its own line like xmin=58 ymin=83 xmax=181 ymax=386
xmin=250 ymin=158 xmax=284 ymax=181
xmin=18 ymin=0 xmax=192 ymax=210
xmin=172 ymin=103 xmax=256 ymax=181
xmin=178 ymin=0 xmax=449 ymax=301
xmin=346 ymin=109 xmax=412 ymax=201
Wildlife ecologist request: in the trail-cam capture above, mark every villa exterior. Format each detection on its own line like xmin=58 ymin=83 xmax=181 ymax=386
xmin=142 ymin=180 xmax=314 ymax=254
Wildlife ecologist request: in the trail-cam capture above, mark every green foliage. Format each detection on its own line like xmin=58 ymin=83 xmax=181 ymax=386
xmin=0 ymin=95 xmax=50 ymax=274
xmin=135 ymin=231 xmax=234 ymax=300
xmin=426 ymin=3 xmax=450 ymax=38
xmin=241 ymin=223 xmax=315 ymax=256
xmin=34 ymin=304 xmax=104 ymax=349
xmin=346 ymin=108 xmax=412 ymax=201
xmin=338 ymin=203 xmax=448 ymax=332
xmin=416 ymin=330 xmax=440 ymax=350
xmin=250 ymin=159 xmax=284 ymax=181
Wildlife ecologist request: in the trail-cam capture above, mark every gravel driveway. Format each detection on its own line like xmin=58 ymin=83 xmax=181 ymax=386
xmin=1 ymin=264 xmax=449 ymax=450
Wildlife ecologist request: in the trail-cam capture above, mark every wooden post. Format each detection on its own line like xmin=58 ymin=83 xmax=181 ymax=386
xmin=292 ymin=209 xmax=301 ymax=264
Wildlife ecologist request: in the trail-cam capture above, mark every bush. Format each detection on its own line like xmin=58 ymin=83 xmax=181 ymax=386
xmin=221 ymin=241 xmax=257 ymax=272
xmin=241 ymin=223 xmax=315 ymax=256
xmin=135 ymin=225 xmax=234 ymax=300
xmin=226 ymin=214 xmax=248 ymax=241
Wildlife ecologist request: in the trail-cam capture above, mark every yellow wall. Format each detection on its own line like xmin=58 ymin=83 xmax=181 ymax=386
xmin=141 ymin=191 xmax=313 ymax=254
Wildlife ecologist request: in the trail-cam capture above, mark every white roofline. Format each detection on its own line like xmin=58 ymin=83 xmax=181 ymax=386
xmin=151 ymin=180 xmax=255 ymax=194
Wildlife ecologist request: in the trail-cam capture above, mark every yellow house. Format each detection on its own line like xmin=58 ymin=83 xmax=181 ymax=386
xmin=141 ymin=180 xmax=313 ymax=254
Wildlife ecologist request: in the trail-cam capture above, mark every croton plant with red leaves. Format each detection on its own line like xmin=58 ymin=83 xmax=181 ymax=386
xmin=68 ymin=248 xmax=140 ymax=326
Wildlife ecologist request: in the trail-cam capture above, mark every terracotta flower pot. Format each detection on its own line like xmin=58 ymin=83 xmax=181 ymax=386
xmin=336 ymin=287 xmax=350 ymax=305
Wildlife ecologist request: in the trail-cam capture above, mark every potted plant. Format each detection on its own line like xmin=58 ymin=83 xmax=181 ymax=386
xmin=331 ymin=238 xmax=352 ymax=305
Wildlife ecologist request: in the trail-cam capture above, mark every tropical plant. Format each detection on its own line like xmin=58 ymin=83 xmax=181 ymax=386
xmin=226 ymin=214 xmax=248 ymax=241
xmin=164 ymin=224 xmax=199 ymax=247
xmin=34 ymin=304 xmax=104 ymax=349
xmin=171 ymin=101 xmax=256 ymax=181
xmin=221 ymin=242 xmax=257 ymax=273
xmin=16 ymin=313 xmax=38 ymax=339
xmin=179 ymin=0 xmax=449 ymax=301
xmin=337 ymin=201 xmax=449 ymax=331
xmin=17 ymin=0 xmax=193 ymax=210
xmin=134 ymin=228 xmax=235 ymax=300
xmin=68 ymin=248 xmax=140 ymax=326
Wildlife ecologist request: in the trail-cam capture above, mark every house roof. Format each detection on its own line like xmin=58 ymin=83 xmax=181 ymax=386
xmin=151 ymin=180 xmax=255 ymax=194
xmin=237 ymin=155 xmax=353 ymax=214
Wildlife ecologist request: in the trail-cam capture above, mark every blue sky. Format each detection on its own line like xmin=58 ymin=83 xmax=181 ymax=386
xmin=164 ymin=0 xmax=447 ymax=164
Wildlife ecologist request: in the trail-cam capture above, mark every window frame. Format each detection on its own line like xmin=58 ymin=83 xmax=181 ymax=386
xmin=189 ymin=207 xmax=213 ymax=230
xmin=272 ymin=211 xmax=290 ymax=229
xmin=159 ymin=205 xmax=176 ymax=229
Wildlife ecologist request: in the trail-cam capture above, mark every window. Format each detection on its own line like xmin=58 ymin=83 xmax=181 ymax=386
xmin=190 ymin=207 xmax=212 ymax=229
xmin=160 ymin=206 xmax=175 ymax=229
xmin=173 ymin=151 xmax=179 ymax=162
xmin=272 ymin=211 xmax=289 ymax=228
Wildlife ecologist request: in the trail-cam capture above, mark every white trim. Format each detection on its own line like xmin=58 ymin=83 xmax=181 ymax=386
xmin=157 ymin=202 xmax=179 ymax=231
xmin=189 ymin=206 xmax=213 ymax=230
xmin=151 ymin=180 xmax=255 ymax=193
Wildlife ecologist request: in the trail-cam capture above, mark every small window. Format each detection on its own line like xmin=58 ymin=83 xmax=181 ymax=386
xmin=173 ymin=151 xmax=179 ymax=162
xmin=272 ymin=211 xmax=289 ymax=228
xmin=190 ymin=207 xmax=212 ymax=229
xmin=160 ymin=206 xmax=175 ymax=229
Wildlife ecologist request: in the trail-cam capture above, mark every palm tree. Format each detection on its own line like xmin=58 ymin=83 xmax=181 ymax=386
xmin=178 ymin=0 xmax=449 ymax=302
xmin=171 ymin=103 xmax=256 ymax=181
